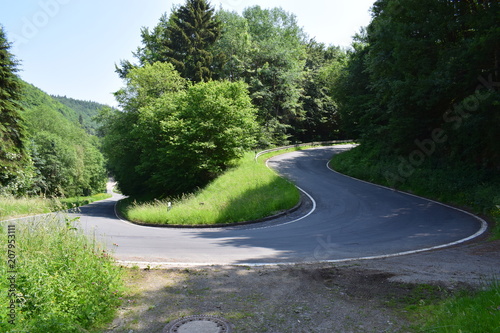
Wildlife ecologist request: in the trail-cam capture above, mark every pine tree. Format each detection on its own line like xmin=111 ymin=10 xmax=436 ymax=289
xmin=165 ymin=0 xmax=222 ymax=82
xmin=0 ymin=26 xmax=29 ymax=190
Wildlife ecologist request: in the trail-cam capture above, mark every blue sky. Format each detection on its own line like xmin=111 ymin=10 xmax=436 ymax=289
xmin=0 ymin=0 xmax=375 ymax=107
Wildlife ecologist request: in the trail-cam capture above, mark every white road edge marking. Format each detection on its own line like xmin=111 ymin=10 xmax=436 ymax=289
xmin=115 ymin=146 xmax=489 ymax=268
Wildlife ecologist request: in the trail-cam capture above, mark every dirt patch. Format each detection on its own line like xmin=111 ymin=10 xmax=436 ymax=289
xmin=106 ymin=240 xmax=499 ymax=333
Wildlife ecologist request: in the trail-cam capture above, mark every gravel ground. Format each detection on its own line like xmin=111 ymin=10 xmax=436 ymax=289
xmin=105 ymin=236 xmax=499 ymax=333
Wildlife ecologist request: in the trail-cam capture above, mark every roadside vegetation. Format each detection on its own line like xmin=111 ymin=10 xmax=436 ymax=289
xmin=0 ymin=193 xmax=112 ymax=221
xmin=413 ymin=280 xmax=500 ymax=333
xmin=1 ymin=0 xmax=498 ymax=331
xmin=0 ymin=216 xmax=124 ymax=332
xmin=328 ymin=1 xmax=499 ymax=330
xmin=119 ymin=152 xmax=299 ymax=225
xmin=331 ymin=146 xmax=500 ymax=332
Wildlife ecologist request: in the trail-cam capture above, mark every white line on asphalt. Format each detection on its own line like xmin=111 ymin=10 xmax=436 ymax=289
xmin=117 ymin=146 xmax=489 ymax=268
xmin=241 ymin=186 xmax=317 ymax=231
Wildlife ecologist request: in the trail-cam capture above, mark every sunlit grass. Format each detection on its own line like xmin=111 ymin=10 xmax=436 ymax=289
xmin=120 ymin=152 xmax=300 ymax=225
xmin=0 ymin=193 xmax=112 ymax=221
xmin=59 ymin=193 xmax=113 ymax=209
xmin=0 ymin=196 xmax=59 ymax=220
xmin=414 ymin=281 xmax=500 ymax=333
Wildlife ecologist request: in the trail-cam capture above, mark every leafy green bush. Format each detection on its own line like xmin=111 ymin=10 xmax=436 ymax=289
xmin=101 ymin=62 xmax=259 ymax=198
xmin=0 ymin=216 xmax=123 ymax=332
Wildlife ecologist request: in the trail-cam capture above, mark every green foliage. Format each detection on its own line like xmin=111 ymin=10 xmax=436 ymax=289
xmin=213 ymin=7 xmax=346 ymax=144
xmin=0 ymin=193 xmax=112 ymax=220
xmin=167 ymin=0 xmax=222 ymax=82
xmin=51 ymin=95 xmax=110 ymax=135
xmin=1 ymin=31 xmax=107 ymax=197
xmin=331 ymin=1 xmax=500 ymax=240
xmin=241 ymin=6 xmax=308 ymax=144
xmin=212 ymin=10 xmax=253 ymax=82
xmin=0 ymin=26 xmax=30 ymax=192
xmin=162 ymin=80 xmax=259 ymax=189
xmin=114 ymin=62 xmax=187 ymax=112
xmin=101 ymin=62 xmax=259 ymax=198
xmin=58 ymin=193 xmax=112 ymax=210
xmin=124 ymin=0 xmax=222 ymax=83
xmin=0 ymin=196 xmax=59 ymax=220
xmin=331 ymin=33 xmax=374 ymax=140
xmin=334 ymin=0 xmax=500 ymax=167
xmin=0 ymin=217 xmax=124 ymax=332
xmin=120 ymin=5 xmax=346 ymax=146
xmin=291 ymin=41 xmax=346 ymax=141
xmin=415 ymin=281 xmax=500 ymax=333
xmin=120 ymin=152 xmax=299 ymax=225
xmin=21 ymin=82 xmax=107 ymax=197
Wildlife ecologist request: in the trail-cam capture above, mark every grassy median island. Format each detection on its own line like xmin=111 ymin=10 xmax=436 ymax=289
xmin=119 ymin=151 xmax=301 ymax=226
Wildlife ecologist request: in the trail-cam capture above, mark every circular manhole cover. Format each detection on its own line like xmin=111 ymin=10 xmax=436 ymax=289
xmin=163 ymin=315 xmax=232 ymax=333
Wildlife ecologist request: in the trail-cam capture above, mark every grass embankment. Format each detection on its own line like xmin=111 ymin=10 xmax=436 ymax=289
xmin=330 ymin=145 xmax=500 ymax=333
xmin=0 ymin=193 xmax=112 ymax=221
xmin=120 ymin=151 xmax=300 ymax=226
xmin=0 ymin=216 xmax=123 ymax=332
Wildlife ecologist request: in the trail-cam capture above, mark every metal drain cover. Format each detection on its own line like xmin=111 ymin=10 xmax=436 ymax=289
xmin=163 ymin=315 xmax=232 ymax=333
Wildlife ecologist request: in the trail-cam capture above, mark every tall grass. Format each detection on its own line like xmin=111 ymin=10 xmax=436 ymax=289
xmin=0 ymin=216 xmax=124 ymax=332
xmin=121 ymin=152 xmax=300 ymax=225
xmin=0 ymin=197 xmax=59 ymax=221
xmin=0 ymin=193 xmax=112 ymax=221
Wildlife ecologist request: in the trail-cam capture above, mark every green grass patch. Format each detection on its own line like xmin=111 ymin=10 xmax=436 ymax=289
xmin=0 ymin=197 xmax=58 ymax=221
xmin=0 ymin=216 xmax=124 ymax=332
xmin=330 ymin=145 xmax=500 ymax=239
xmin=120 ymin=152 xmax=300 ymax=225
xmin=59 ymin=193 xmax=113 ymax=210
xmin=412 ymin=281 xmax=500 ymax=333
xmin=0 ymin=193 xmax=112 ymax=221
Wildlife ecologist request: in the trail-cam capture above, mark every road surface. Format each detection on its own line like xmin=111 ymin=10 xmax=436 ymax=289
xmin=72 ymin=145 xmax=487 ymax=266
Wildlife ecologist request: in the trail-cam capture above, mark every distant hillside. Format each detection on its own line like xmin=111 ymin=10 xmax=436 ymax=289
xmin=52 ymin=95 xmax=109 ymax=135
xmin=21 ymin=82 xmax=80 ymax=124
xmin=17 ymin=81 xmax=107 ymax=197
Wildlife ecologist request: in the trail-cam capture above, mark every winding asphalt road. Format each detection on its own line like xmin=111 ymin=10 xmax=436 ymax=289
xmin=72 ymin=145 xmax=487 ymax=266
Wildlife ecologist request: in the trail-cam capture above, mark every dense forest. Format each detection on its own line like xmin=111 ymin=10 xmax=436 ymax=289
xmin=2 ymin=0 xmax=499 ymax=202
xmin=332 ymin=0 xmax=499 ymax=186
xmin=0 ymin=27 xmax=107 ymax=197
xmin=51 ymin=95 xmax=108 ymax=135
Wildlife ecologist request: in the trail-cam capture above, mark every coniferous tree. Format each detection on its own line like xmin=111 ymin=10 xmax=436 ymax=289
xmin=166 ymin=0 xmax=221 ymax=82
xmin=0 ymin=26 xmax=29 ymax=191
